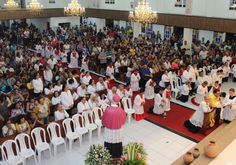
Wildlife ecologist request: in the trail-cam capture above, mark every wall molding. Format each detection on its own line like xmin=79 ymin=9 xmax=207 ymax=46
xmin=1 ymin=8 xmax=236 ymax=33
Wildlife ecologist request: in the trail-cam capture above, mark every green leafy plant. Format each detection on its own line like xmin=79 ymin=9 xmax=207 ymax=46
xmin=85 ymin=144 xmax=112 ymax=165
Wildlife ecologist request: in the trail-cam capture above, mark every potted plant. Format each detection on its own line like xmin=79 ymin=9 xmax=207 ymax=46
xmin=85 ymin=144 xmax=112 ymax=165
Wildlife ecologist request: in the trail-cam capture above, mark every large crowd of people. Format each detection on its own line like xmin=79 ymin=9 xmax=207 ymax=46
xmin=0 ymin=19 xmax=235 ymax=138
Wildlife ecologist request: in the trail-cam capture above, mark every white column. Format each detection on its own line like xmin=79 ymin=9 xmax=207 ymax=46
xmin=96 ymin=18 xmax=105 ymax=32
xmin=183 ymin=28 xmax=193 ymax=49
xmin=133 ymin=22 xmax=141 ymax=39
xmin=119 ymin=20 xmax=126 ymax=29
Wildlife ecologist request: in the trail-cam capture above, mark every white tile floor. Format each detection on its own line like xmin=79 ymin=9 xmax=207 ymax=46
xmin=24 ymin=78 xmax=235 ymax=165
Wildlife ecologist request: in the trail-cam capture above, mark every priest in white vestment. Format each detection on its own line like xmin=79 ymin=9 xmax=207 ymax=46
xmin=185 ymin=95 xmax=212 ymax=133
xmin=222 ymin=88 xmax=236 ymax=123
xmin=106 ymin=62 xmax=115 ymax=82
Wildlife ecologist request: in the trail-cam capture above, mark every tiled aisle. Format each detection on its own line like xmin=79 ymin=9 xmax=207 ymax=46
xmin=27 ymin=119 xmax=196 ymax=165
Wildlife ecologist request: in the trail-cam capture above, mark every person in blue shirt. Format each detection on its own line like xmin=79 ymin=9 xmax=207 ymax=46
xmin=140 ymin=64 xmax=152 ymax=87
xmin=143 ymin=56 xmax=149 ymax=65
xmin=11 ymin=43 xmax=17 ymax=52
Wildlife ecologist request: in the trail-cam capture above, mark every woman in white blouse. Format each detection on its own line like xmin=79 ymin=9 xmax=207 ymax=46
xmin=54 ymin=104 xmax=69 ymax=121
xmin=54 ymin=80 xmax=63 ymax=92
xmin=88 ymin=94 xmax=99 ymax=109
xmin=77 ymin=97 xmax=91 ymax=114
xmin=87 ymin=79 xmax=97 ymax=94
xmin=51 ymin=91 xmax=61 ymax=106
xmin=44 ymin=83 xmax=54 ymax=95
xmin=159 ymin=70 xmax=170 ymax=88
xmin=98 ymin=92 xmax=110 ymax=106
xmin=82 ymin=71 xmax=92 ymax=85
xmin=61 ymin=84 xmax=74 ymax=116
xmin=32 ymin=72 xmax=43 ymax=98
xmin=43 ymin=65 xmax=53 ymax=85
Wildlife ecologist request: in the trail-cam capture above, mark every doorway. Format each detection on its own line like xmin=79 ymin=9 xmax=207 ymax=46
xmin=47 ymin=22 xmax=50 ymax=30
xmin=106 ymin=19 xmax=113 ymax=28
xmin=173 ymin=26 xmax=184 ymax=38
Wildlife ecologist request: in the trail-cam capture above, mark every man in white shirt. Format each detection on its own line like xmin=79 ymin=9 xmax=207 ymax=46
xmin=117 ymin=84 xmax=125 ymax=99
xmin=107 ymin=87 xmax=118 ymax=102
xmin=96 ymin=77 xmax=106 ymax=91
xmin=5 ymin=64 xmax=14 ymax=73
xmin=47 ymin=55 xmax=58 ymax=69
xmin=189 ymin=63 xmax=198 ymax=95
xmin=199 ymin=48 xmax=208 ymax=60
xmin=222 ymin=52 xmax=232 ymax=64
xmin=164 ymin=59 xmax=171 ymax=70
xmin=182 ymin=66 xmax=192 ymax=83
xmin=77 ymin=83 xmax=88 ymax=97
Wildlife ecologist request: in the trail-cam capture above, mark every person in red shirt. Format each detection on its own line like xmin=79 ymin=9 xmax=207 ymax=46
xmin=89 ymin=34 xmax=94 ymax=42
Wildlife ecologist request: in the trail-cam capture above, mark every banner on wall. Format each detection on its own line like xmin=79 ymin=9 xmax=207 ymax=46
xmin=127 ymin=26 xmax=130 ymax=29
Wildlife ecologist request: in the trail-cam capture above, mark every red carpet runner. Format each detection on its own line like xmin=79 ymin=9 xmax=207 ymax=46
xmin=72 ymin=68 xmax=221 ymax=141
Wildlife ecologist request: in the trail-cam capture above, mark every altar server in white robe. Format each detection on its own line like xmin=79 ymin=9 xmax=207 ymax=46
xmin=105 ymin=76 xmax=112 ymax=92
xmin=145 ymin=78 xmax=156 ymax=99
xmin=106 ymin=62 xmax=115 ymax=82
xmin=77 ymin=83 xmax=87 ymax=97
xmin=159 ymin=70 xmax=170 ymax=88
xmin=212 ymin=70 xmax=221 ymax=86
xmin=82 ymin=72 xmax=92 ymax=85
xmin=222 ymin=88 xmax=236 ymax=123
xmin=131 ymin=69 xmax=140 ymax=92
xmin=88 ymin=94 xmax=99 ymax=109
xmin=163 ymin=84 xmax=171 ymax=111
xmin=125 ymin=83 xmax=133 ymax=98
xmin=96 ymin=77 xmax=106 ymax=91
xmin=117 ymin=84 xmax=125 ymax=99
xmin=61 ymin=49 xmax=67 ymax=64
xmin=195 ymin=81 xmax=208 ymax=104
xmin=209 ymin=81 xmax=221 ymax=94
xmin=41 ymin=44 xmax=46 ymax=57
xmin=81 ymin=56 xmax=89 ymax=72
xmin=204 ymin=71 xmax=213 ymax=92
xmin=53 ymin=47 xmax=61 ymax=60
xmin=153 ymin=88 xmax=164 ymax=115
xmin=35 ymin=43 xmax=42 ymax=54
xmin=87 ymin=79 xmax=97 ymax=94
xmin=133 ymin=88 xmax=148 ymax=121
xmin=77 ymin=97 xmax=91 ymax=114
xmin=68 ymin=49 xmax=78 ymax=68
xmin=45 ymin=43 xmax=53 ymax=59
xmin=184 ymin=96 xmax=212 ymax=133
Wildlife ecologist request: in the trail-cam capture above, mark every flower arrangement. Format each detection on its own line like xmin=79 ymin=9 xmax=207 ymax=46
xmin=119 ymin=142 xmax=148 ymax=165
xmin=85 ymin=144 xmax=112 ymax=165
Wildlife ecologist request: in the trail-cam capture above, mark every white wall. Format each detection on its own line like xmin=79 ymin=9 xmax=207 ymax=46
xmin=97 ymin=0 xmax=134 ymax=11
xmin=27 ymin=18 xmax=51 ymax=32
xmin=198 ymin=30 xmax=214 ymax=43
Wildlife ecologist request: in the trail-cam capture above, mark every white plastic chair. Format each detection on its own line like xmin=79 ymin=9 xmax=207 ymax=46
xmin=1 ymin=140 xmax=24 ymax=165
xmin=72 ymin=114 xmax=88 ymax=146
xmin=0 ymin=146 xmax=7 ymax=165
xmin=31 ymin=127 xmax=52 ymax=164
xmin=101 ymin=103 xmax=110 ymax=112
xmin=122 ymin=97 xmax=135 ymax=124
xmin=170 ymin=79 xmax=180 ymax=99
xmin=92 ymin=107 xmax=103 ymax=137
xmin=82 ymin=111 xmax=98 ymax=142
xmin=62 ymin=118 xmax=80 ymax=150
xmin=15 ymin=133 xmax=37 ymax=165
xmin=47 ymin=123 xmax=66 ymax=157
xmin=175 ymin=77 xmax=183 ymax=90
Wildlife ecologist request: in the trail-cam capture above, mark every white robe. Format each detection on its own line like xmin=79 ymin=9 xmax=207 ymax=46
xmin=45 ymin=46 xmax=53 ymax=59
xmin=163 ymin=89 xmax=171 ymax=111
xmin=106 ymin=66 xmax=115 ymax=80
xmin=189 ymin=67 xmax=198 ymax=82
xmin=145 ymin=79 xmax=155 ymax=99
xmin=203 ymin=75 xmax=213 ymax=87
xmin=41 ymin=46 xmax=46 ymax=57
xmin=222 ymin=95 xmax=236 ymax=121
xmin=61 ymin=52 xmax=67 ymax=63
xmin=61 ymin=90 xmax=74 ymax=110
xmin=117 ymin=89 xmax=125 ymax=99
xmin=223 ymin=66 xmax=230 ymax=77
xmin=53 ymin=49 xmax=61 ymax=60
xmin=131 ymin=73 xmax=140 ymax=92
xmin=81 ymin=58 xmax=89 ymax=71
xmin=125 ymin=88 xmax=133 ymax=98
xmin=133 ymin=94 xmax=145 ymax=114
xmin=195 ymin=77 xmax=204 ymax=87
xmin=153 ymin=93 xmax=164 ymax=115
xmin=182 ymin=70 xmax=192 ymax=83
xmin=195 ymin=85 xmax=208 ymax=104
xmin=68 ymin=52 xmax=78 ymax=68
xmin=209 ymin=85 xmax=221 ymax=94
xmin=35 ymin=44 xmax=42 ymax=54
xmin=190 ymin=101 xmax=212 ymax=127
